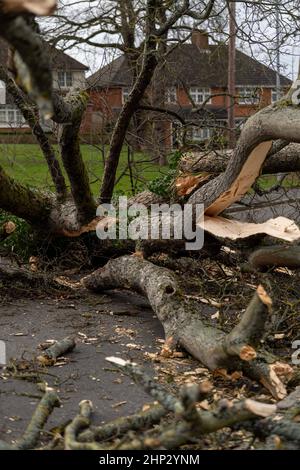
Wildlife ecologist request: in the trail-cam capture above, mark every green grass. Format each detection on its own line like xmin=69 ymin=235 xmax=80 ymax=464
xmin=0 ymin=143 xmax=168 ymax=196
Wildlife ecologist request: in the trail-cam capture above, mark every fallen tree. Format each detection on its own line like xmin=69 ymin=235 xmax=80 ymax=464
xmin=82 ymin=255 xmax=293 ymax=399
xmin=179 ymin=143 xmax=300 ymax=176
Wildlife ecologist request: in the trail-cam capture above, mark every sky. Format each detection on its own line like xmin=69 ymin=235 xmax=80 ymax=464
xmin=50 ymin=0 xmax=300 ymax=81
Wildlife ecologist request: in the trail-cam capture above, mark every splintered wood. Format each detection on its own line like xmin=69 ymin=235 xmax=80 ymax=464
xmin=198 ymin=216 xmax=300 ymax=242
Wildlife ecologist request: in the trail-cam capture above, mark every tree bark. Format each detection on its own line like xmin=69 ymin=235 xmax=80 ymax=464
xmin=82 ymin=255 xmax=291 ymax=399
xmin=59 ymin=93 xmax=96 ymax=224
xmin=188 ymin=103 xmax=300 ymax=216
xmin=99 ymin=1 xmax=159 ymax=203
xmin=0 ymin=65 xmax=67 ymax=200
xmin=179 ymin=143 xmax=300 ymax=176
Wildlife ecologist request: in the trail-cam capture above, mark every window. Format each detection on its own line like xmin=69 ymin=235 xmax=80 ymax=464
xmin=166 ymin=87 xmax=177 ymax=104
xmin=0 ymin=80 xmax=5 ymax=105
xmin=0 ymin=107 xmax=25 ymax=126
xmin=238 ymin=87 xmax=260 ymax=105
xmin=271 ymin=88 xmax=284 ymax=103
xmin=189 ymin=127 xmax=213 ymax=141
xmin=57 ymin=71 xmax=73 ymax=88
xmin=189 ymin=87 xmax=211 ymax=105
xmin=122 ymin=87 xmax=131 ymax=104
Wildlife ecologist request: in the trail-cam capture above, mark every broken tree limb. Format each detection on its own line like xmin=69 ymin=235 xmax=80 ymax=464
xmin=0 ymin=65 xmax=67 ymax=200
xmin=37 ymin=336 xmax=76 ymax=366
xmin=187 ymin=100 xmax=300 ymax=217
xmin=179 ymin=143 xmax=300 ymax=176
xmin=223 ymin=285 xmax=272 ymax=361
xmin=101 ymin=358 xmax=277 ymax=450
xmin=82 ymin=255 xmax=289 ymax=399
xmin=15 ymin=388 xmax=60 ymax=450
xmin=249 ymin=245 xmax=300 ymax=270
xmin=78 ymin=404 xmax=167 ymax=443
xmin=106 ymin=357 xmax=184 ymax=414
xmin=65 ymin=400 xmax=94 ymax=450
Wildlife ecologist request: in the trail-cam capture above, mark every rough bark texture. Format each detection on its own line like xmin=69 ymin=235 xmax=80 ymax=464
xmin=0 ymin=65 xmax=67 ymax=199
xmin=59 ymin=93 xmax=96 ymax=224
xmin=100 ymin=1 xmax=159 ymax=203
xmin=249 ymin=245 xmax=300 ymax=270
xmin=179 ymin=143 xmax=300 ymax=176
xmin=187 ymin=104 xmax=300 ymax=215
xmin=0 ymin=163 xmax=53 ymax=224
xmin=82 ymin=255 xmax=290 ymax=399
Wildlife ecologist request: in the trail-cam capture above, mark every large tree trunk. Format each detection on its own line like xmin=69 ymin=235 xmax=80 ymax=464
xmin=83 ymin=255 xmax=292 ymax=400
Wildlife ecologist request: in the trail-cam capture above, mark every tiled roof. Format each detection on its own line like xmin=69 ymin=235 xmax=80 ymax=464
xmin=0 ymin=38 xmax=89 ymax=71
xmin=88 ymin=43 xmax=291 ymax=88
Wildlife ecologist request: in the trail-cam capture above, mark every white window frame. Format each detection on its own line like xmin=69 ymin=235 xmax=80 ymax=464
xmin=0 ymin=80 xmax=6 ymax=105
xmin=238 ymin=86 xmax=260 ymax=105
xmin=122 ymin=87 xmax=131 ymax=104
xmin=189 ymin=87 xmax=211 ymax=105
xmin=166 ymin=87 xmax=177 ymax=104
xmin=57 ymin=71 xmax=73 ymax=88
xmin=190 ymin=127 xmax=213 ymax=141
xmin=0 ymin=106 xmax=26 ymax=127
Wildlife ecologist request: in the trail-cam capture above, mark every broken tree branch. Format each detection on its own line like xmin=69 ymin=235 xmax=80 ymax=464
xmin=37 ymin=336 xmax=76 ymax=366
xmin=179 ymin=143 xmax=300 ymax=177
xmin=249 ymin=245 xmax=300 ymax=270
xmin=82 ymin=255 xmax=289 ymax=398
xmin=15 ymin=388 xmax=60 ymax=450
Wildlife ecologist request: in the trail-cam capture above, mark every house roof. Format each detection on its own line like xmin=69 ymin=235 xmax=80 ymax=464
xmin=0 ymin=38 xmax=89 ymax=71
xmin=88 ymin=43 xmax=291 ymax=89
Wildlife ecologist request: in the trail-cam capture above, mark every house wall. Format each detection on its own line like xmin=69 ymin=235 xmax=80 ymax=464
xmin=52 ymin=70 xmax=86 ymax=90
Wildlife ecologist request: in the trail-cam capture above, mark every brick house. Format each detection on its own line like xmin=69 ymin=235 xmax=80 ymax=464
xmin=84 ymin=31 xmax=291 ymax=150
xmin=0 ymin=39 xmax=88 ymax=133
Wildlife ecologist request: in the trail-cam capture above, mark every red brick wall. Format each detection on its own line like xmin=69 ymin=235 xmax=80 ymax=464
xmin=82 ymin=85 xmax=274 ymax=137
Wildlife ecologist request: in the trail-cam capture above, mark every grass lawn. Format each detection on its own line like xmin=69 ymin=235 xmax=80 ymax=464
xmin=1 ymin=143 xmax=299 ymax=198
xmin=0 ymin=143 xmax=168 ymax=196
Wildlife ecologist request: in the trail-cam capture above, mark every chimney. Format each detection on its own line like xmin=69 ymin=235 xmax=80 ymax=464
xmin=191 ymin=30 xmax=209 ymax=50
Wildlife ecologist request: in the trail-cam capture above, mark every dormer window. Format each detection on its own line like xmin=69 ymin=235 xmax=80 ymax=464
xmin=58 ymin=71 xmax=73 ymax=88
xmin=189 ymin=87 xmax=211 ymax=105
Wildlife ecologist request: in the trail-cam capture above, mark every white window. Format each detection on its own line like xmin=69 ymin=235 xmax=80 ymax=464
xmin=57 ymin=71 xmax=73 ymax=88
xmin=271 ymin=88 xmax=284 ymax=103
xmin=189 ymin=87 xmax=211 ymax=105
xmin=0 ymin=107 xmax=25 ymax=126
xmin=122 ymin=87 xmax=131 ymax=104
xmin=0 ymin=80 xmax=6 ymax=105
xmin=238 ymin=87 xmax=260 ymax=105
xmin=166 ymin=87 xmax=177 ymax=104
xmin=190 ymin=127 xmax=213 ymax=141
